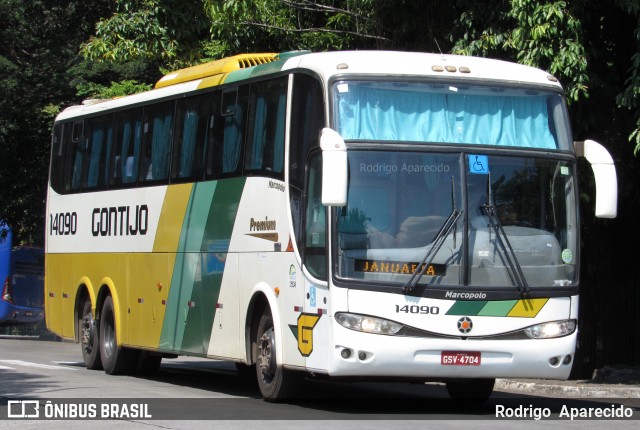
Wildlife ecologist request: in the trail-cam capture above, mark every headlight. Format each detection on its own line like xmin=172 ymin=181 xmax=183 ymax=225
xmin=524 ymin=320 xmax=576 ymax=339
xmin=335 ymin=312 xmax=402 ymax=335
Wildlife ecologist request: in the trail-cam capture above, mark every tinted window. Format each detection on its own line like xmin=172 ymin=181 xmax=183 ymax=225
xmin=111 ymin=108 xmax=143 ymax=186
xmin=83 ymin=114 xmax=113 ymax=190
xmin=140 ymin=102 xmax=174 ymax=183
xmin=172 ymin=94 xmax=212 ymax=182
xmin=49 ymin=124 xmax=66 ymax=193
xmin=66 ymin=121 xmax=84 ymax=192
xmin=245 ymin=77 xmax=288 ymax=177
xmin=206 ymin=87 xmax=248 ymax=178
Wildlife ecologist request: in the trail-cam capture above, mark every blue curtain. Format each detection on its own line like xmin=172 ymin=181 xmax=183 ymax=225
xmin=121 ymin=119 xmax=141 ymax=183
xmin=336 ymin=85 xmax=557 ymax=149
xmin=179 ymin=108 xmax=198 ymax=178
xmin=151 ymin=112 xmax=173 ymax=180
xmin=222 ymin=107 xmax=242 ymax=174
xmin=71 ymin=143 xmax=83 ymax=190
xmin=250 ymin=97 xmax=267 ymax=169
xmin=121 ymin=122 xmax=133 ymax=182
xmin=87 ymin=128 xmax=103 ymax=187
xmin=103 ymin=126 xmax=113 ymax=185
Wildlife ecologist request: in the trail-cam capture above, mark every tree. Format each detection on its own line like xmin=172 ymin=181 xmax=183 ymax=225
xmin=0 ymin=0 xmax=115 ymax=244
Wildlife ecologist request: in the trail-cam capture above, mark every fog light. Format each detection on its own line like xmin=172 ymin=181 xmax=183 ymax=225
xmin=340 ymin=348 xmax=352 ymax=359
xmin=563 ymin=355 xmax=572 ymax=365
xmin=358 ymin=351 xmax=367 ymax=361
xmin=549 ymin=356 xmax=559 ymax=366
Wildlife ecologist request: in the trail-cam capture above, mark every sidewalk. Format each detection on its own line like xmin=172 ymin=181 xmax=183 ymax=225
xmin=496 ymin=366 xmax=640 ymax=398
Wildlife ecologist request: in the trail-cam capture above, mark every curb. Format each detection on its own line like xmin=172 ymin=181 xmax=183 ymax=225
xmin=496 ymin=379 xmax=640 ymax=398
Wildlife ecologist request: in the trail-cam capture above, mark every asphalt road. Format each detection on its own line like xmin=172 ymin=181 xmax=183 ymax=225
xmin=0 ymin=337 xmax=637 ymax=429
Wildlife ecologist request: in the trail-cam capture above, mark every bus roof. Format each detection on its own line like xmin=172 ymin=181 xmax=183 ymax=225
xmin=55 ymin=50 xmax=563 ymax=122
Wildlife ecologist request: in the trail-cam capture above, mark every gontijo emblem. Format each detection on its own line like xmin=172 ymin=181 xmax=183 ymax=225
xmin=289 ymin=313 xmax=321 ymax=356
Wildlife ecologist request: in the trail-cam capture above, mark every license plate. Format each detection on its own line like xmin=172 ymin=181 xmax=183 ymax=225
xmin=441 ymin=351 xmax=481 ymax=366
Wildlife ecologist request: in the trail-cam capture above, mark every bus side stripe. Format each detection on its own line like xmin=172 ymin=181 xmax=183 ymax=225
xmin=153 ymin=183 xmax=193 ymax=253
xmin=160 ymin=178 xmax=246 ymax=354
xmin=160 ymin=182 xmax=216 ymax=351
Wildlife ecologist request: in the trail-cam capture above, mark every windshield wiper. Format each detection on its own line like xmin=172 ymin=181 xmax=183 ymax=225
xmin=403 ymin=177 xmax=462 ymax=295
xmin=481 ymin=174 xmax=530 ymax=298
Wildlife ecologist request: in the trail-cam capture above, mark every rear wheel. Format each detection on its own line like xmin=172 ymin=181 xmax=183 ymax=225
xmin=99 ymin=296 xmax=135 ymax=375
xmin=80 ymin=299 xmax=102 ymax=370
xmin=255 ymin=311 xmax=301 ymax=401
xmin=445 ymin=378 xmax=495 ymax=404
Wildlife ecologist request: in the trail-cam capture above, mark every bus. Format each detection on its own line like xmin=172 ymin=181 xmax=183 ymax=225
xmin=45 ymin=50 xmax=617 ymax=402
xmin=1 ymin=221 xmax=45 ymax=326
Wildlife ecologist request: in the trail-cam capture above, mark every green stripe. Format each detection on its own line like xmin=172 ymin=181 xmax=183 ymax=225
xmin=446 ymin=299 xmax=540 ymax=317
xmin=185 ymin=178 xmax=246 ymax=354
xmin=160 ymin=178 xmax=246 ymax=354
xmin=446 ymin=300 xmax=487 ymax=316
xmin=477 ymin=300 xmax=518 ymax=316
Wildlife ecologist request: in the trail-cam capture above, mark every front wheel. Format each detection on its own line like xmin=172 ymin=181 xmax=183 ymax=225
xmin=99 ymin=296 xmax=135 ymax=375
xmin=255 ymin=311 xmax=301 ymax=401
xmin=445 ymin=378 xmax=495 ymax=404
xmin=80 ymin=299 xmax=102 ymax=370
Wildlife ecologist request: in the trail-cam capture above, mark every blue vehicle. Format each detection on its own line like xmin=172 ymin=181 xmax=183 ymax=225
xmin=0 ymin=221 xmax=44 ymax=326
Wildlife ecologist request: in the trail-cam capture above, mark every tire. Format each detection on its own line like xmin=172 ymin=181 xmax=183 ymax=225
xmin=255 ymin=311 xmax=302 ymax=401
xmin=445 ymin=378 xmax=495 ymax=404
xmin=80 ymin=299 xmax=102 ymax=370
xmin=99 ymin=296 xmax=135 ymax=375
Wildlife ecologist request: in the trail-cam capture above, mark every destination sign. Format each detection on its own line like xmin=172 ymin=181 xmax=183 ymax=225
xmin=355 ymin=259 xmax=446 ymax=276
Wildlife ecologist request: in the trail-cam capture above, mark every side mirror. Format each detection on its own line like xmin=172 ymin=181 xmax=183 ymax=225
xmin=575 ymin=139 xmax=618 ymax=218
xmin=320 ymin=128 xmax=348 ymax=206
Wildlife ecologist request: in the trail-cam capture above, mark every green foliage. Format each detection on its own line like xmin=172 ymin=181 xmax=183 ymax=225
xmin=204 ymin=0 xmax=382 ymax=55
xmin=452 ymin=0 xmax=588 ymax=104
xmin=0 ymin=0 xmax=114 ymax=244
xmin=80 ymin=0 xmax=211 ymax=70
xmin=614 ymin=1 xmax=640 ymax=154
xmin=76 ymin=80 xmax=152 ymax=99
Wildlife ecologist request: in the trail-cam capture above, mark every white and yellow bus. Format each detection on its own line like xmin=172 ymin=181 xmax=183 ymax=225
xmin=45 ymin=50 xmax=617 ymax=402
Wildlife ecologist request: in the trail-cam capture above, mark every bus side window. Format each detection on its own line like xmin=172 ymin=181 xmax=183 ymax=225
xmin=172 ymin=94 xmax=212 ymax=182
xmin=82 ymin=114 xmax=113 ymax=191
xmin=111 ymin=108 xmax=143 ymax=187
xmin=206 ymin=87 xmax=247 ymax=178
xmin=49 ymin=124 xmax=66 ymax=194
xmin=65 ymin=121 xmax=84 ymax=192
xmin=140 ymin=101 xmax=174 ymax=184
xmin=245 ymin=77 xmax=287 ymax=178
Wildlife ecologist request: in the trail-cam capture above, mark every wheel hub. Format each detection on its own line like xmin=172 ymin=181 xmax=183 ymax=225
xmin=257 ymin=329 xmax=276 ymax=376
xmin=81 ymin=314 xmax=95 ymax=351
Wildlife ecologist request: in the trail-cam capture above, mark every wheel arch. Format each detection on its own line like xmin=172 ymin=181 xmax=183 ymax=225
xmin=244 ymin=283 xmax=282 ymax=366
xmin=95 ymin=277 xmax=124 ymax=347
xmin=73 ymin=277 xmax=94 ymax=343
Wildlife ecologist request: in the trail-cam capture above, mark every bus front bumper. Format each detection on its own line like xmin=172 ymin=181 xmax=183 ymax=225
xmin=323 ymin=323 xmax=576 ymax=380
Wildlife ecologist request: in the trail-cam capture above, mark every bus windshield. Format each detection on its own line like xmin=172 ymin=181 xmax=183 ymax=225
xmin=334 ymin=150 xmax=578 ymax=291
xmin=333 ymin=80 xmax=572 ymax=151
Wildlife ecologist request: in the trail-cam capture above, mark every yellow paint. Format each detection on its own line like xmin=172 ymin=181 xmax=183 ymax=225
xmin=153 ymin=183 xmax=192 ymax=252
xmin=45 ymin=256 xmax=75 ymax=338
xmin=45 ymin=252 xmax=176 ymax=349
xmin=197 ymin=74 xmax=226 ymax=90
xmin=507 ymin=298 xmax=549 ymax=318
xmin=297 ymin=313 xmax=321 ymax=356
xmin=155 ymin=53 xmax=277 ymax=88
